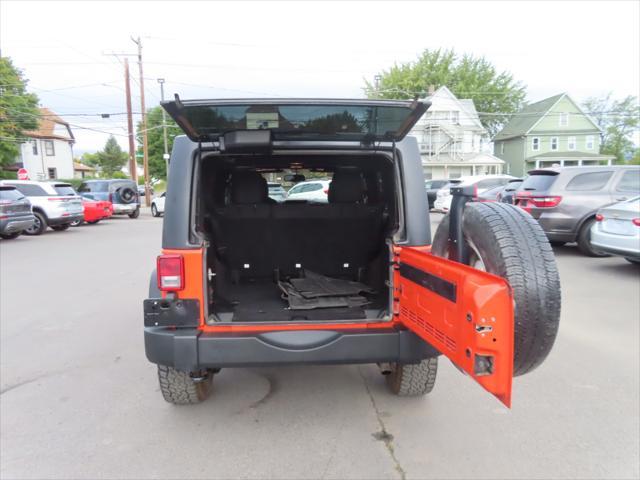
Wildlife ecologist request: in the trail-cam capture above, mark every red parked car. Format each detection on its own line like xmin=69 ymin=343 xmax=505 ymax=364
xmin=71 ymin=197 xmax=113 ymax=226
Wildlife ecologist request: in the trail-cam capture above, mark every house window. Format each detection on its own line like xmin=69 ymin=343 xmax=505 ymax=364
xmin=532 ymin=137 xmax=540 ymax=151
xmin=559 ymin=112 xmax=569 ymax=126
xmin=47 ymin=167 xmax=57 ymax=179
xmin=450 ymin=111 xmax=459 ymax=123
xmin=31 ymin=140 xmax=38 ymax=155
xmin=586 ymin=135 xmax=595 ymax=150
xmin=550 ymin=137 xmax=559 ymax=151
xmin=500 ymin=142 xmax=504 ymax=155
xmin=568 ymin=136 xmax=577 ymax=150
xmin=44 ymin=140 xmax=55 ymax=156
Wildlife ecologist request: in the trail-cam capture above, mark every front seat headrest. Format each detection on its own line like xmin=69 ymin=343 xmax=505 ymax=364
xmin=231 ymin=172 xmax=269 ymax=204
xmin=328 ymin=170 xmax=365 ymax=203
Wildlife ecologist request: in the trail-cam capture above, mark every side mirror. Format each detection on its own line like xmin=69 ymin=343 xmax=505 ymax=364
xmin=284 ymin=173 xmax=306 ymax=183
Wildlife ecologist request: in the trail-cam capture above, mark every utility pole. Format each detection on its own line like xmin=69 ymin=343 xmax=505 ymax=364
xmin=157 ymin=78 xmax=170 ymax=181
xmin=132 ymin=36 xmax=151 ymax=207
xmin=124 ymin=59 xmax=137 ymax=183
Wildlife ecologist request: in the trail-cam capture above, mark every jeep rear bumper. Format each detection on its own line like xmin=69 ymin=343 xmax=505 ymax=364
xmin=144 ymin=327 xmax=438 ymax=372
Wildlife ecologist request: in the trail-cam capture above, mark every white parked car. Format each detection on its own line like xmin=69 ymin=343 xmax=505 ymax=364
xmin=151 ymin=192 xmax=166 ymax=217
xmin=590 ymin=196 xmax=640 ymax=264
xmin=0 ymin=180 xmax=83 ymax=235
xmin=433 ymin=175 xmax=517 ymax=212
xmin=286 ymin=180 xmax=331 ymax=203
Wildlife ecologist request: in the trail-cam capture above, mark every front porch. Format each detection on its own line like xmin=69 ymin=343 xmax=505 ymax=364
xmin=527 ymin=151 xmax=615 ymax=170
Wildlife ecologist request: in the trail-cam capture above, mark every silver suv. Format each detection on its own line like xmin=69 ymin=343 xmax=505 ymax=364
xmin=0 ymin=180 xmax=84 ymax=235
xmin=515 ymin=166 xmax=640 ymax=256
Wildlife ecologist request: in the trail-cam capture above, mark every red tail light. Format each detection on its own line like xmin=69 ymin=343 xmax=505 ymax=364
xmin=595 ymin=214 xmax=604 ymax=222
xmin=528 ymin=196 xmax=562 ymax=208
xmin=633 ymin=218 xmax=640 ymax=227
xmin=157 ymin=255 xmax=184 ymax=291
xmin=323 ymin=188 xmax=329 ymax=194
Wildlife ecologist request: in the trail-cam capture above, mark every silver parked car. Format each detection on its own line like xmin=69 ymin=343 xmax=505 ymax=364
xmin=515 ymin=166 xmax=640 ymax=256
xmin=590 ymin=197 xmax=640 ymax=264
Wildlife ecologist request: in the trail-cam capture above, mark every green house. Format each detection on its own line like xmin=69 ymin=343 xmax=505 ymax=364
xmin=493 ymin=93 xmax=614 ymax=177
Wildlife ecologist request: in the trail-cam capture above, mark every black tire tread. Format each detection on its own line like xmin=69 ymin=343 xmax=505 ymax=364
xmin=157 ymin=365 xmax=212 ymax=405
xmin=386 ymin=358 xmax=438 ymax=396
xmin=432 ymin=202 xmax=561 ymax=376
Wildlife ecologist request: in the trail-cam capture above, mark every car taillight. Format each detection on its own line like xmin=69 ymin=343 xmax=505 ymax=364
xmin=48 ymin=197 xmax=67 ymax=202
xmin=323 ymin=188 xmax=329 ymax=194
xmin=157 ymin=255 xmax=184 ymax=291
xmin=529 ymin=196 xmax=562 ymax=208
xmin=633 ymin=218 xmax=640 ymax=227
xmin=595 ymin=214 xmax=604 ymax=222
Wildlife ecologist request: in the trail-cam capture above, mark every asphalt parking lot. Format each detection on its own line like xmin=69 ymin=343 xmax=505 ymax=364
xmin=1 ymin=211 xmax=639 ymax=480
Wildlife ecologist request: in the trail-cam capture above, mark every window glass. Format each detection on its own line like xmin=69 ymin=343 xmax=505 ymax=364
xmin=616 ymin=170 xmax=640 ymax=193
xmin=47 ymin=168 xmax=57 ymax=179
xmin=532 ymin=138 xmax=540 ymax=151
xmin=550 ymin=137 xmax=558 ymax=151
xmin=305 ymin=183 xmax=323 ymax=192
xmin=6 ymin=183 xmax=48 ymax=196
xmin=53 ymin=185 xmax=76 ymax=196
xmin=567 ymin=137 xmax=577 ymax=150
xmin=31 ymin=140 xmax=38 ymax=155
xmin=288 ymin=185 xmax=303 ymax=195
xmin=44 ymin=141 xmax=55 ymax=156
xmin=78 ymin=181 xmax=108 ymax=193
xmin=520 ymin=174 xmax=558 ymax=191
xmin=586 ymin=135 xmax=595 ymax=150
xmin=0 ymin=188 xmax=25 ymax=201
xmin=559 ymin=113 xmax=569 ymax=126
xmin=566 ymin=171 xmax=613 ymax=191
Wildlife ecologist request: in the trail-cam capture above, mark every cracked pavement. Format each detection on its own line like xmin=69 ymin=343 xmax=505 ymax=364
xmin=1 ymin=212 xmax=638 ymax=479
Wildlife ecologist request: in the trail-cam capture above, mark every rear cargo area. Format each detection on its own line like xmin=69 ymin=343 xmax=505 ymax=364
xmin=199 ymin=153 xmax=396 ymax=323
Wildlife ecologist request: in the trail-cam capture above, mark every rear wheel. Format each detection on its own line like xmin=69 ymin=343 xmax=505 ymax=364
xmin=432 ymin=202 xmax=561 ymax=376
xmin=128 ymin=208 xmax=140 ymax=219
xmin=51 ymin=224 xmax=70 ymax=231
xmin=24 ymin=212 xmax=47 ymax=236
xmin=386 ymin=358 xmax=438 ymax=396
xmin=151 ymin=204 xmax=159 ymax=217
xmin=0 ymin=232 xmax=21 ymax=240
xmin=70 ymin=219 xmax=84 ymax=227
xmin=157 ymin=365 xmax=213 ymax=405
xmin=577 ymin=218 xmax=610 ymax=257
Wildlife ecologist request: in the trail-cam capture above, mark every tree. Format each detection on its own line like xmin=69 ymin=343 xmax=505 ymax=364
xmin=136 ymin=106 xmax=181 ymax=179
xmin=79 ymin=151 xmax=99 ymax=167
xmin=0 ymin=57 xmax=40 ymax=174
xmin=582 ymin=93 xmax=639 ymax=164
xmin=365 ymin=49 xmax=527 ymax=136
xmin=95 ymin=136 xmax=128 ymax=176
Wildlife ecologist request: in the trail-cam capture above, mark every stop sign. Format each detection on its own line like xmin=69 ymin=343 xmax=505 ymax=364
xmin=17 ymin=168 xmax=29 ymax=180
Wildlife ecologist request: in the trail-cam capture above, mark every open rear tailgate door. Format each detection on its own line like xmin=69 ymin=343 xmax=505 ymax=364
xmin=161 ymin=97 xmax=429 ymax=143
xmin=395 ymin=247 xmax=514 ymax=407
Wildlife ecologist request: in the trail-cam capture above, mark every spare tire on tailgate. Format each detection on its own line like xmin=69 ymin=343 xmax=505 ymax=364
xmin=431 ymin=202 xmax=561 ymax=376
xmin=118 ymin=186 xmax=136 ymax=204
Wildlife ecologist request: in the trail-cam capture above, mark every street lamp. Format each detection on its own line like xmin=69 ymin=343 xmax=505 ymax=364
xmin=157 ymin=78 xmax=169 ymax=180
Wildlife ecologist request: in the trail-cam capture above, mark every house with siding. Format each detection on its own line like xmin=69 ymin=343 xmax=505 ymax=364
xmin=10 ymin=108 xmax=75 ymax=180
xmin=409 ymin=86 xmax=504 ymax=179
xmin=493 ymin=93 xmax=614 ymax=177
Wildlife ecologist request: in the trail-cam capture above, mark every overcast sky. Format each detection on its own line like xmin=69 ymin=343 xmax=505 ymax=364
xmin=2 ymin=0 xmax=639 ymax=154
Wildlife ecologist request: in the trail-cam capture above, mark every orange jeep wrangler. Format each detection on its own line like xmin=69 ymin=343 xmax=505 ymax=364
xmin=144 ymin=98 xmax=560 ymax=407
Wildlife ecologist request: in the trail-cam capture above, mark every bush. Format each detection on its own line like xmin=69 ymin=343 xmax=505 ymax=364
xmin=112 ymin=171 xmax=128 ymax=179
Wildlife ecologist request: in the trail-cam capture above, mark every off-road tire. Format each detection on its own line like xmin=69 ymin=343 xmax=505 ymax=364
xmin=51 ymin=224 xmax=70 ymax=231
xmin=128 ymin=208 xmax=140 ymax=219
xmin=577 ymin=218 xmax=609 ymax=257
xmin=157 ymin=365 xmax=212 ymax=405
xmin=386 ymin=358 xmax=438 ymax=396
xmin=432 ymin=202 xmax=561 ymax=377
xmin=0 ymin=232 xmax=21 ymax=240
xmin=151 ymin=204 xmax=159 ymax=217
xmin=24 ymin=211 xmax=47 ymax=235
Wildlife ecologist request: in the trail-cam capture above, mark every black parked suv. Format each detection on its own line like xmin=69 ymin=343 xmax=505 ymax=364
xmin=143 ymin=98 xmax=560 ymax=407
xmin=0 ymin=186 xmax=35 ymax=239
xmin=77 ymin=179 xmax=140 ymax=218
